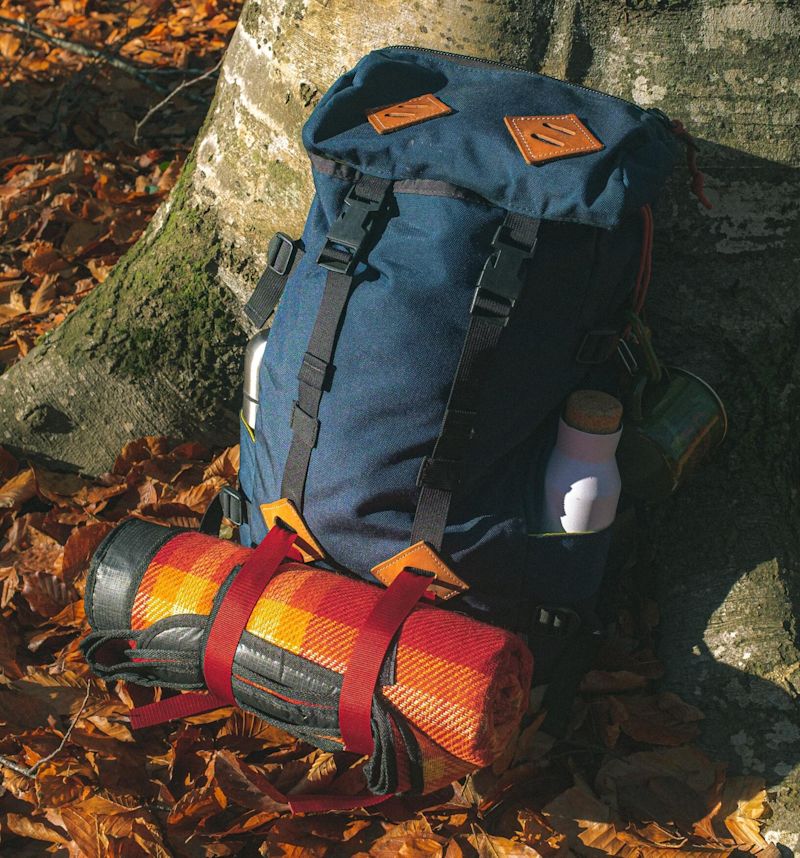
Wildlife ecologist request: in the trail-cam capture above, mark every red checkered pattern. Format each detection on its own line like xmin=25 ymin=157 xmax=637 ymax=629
xmin=129 ymin=534 xmax=532 ymax=777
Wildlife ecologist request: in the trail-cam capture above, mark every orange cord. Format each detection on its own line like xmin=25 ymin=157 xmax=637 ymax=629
xmin=670 ymin=120 xmax=713 ymax=210
xmin=633 ymin=203 xmax=654 ymax=314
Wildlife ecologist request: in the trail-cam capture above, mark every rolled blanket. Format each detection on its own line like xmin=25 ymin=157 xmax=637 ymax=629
xmin=82 ymin=519 xmax=532 ymax=797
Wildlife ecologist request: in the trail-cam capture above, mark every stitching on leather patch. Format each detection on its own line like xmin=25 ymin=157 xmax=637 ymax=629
xmin=504 ymin=113 xmax=603 ymax=164
xmin=367 ymin=94 xmax=453 ymax=134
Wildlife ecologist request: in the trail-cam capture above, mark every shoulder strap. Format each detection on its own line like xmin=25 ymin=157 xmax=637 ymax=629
xmin=243 ymin=232 xmax=304 ymax=328
xmin=281 ymin=175 xmax=393 ymax=510
xmin=411 ymin=213 xmax=541 ymax=551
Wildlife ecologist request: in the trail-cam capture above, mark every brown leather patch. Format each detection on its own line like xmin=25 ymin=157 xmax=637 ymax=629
xmin=367 ymin=94 xmax=453 ymax=135
xmin=371 ymin=541 xmax=469 ymax=601
xmin=259 ymin=498 xmax=325 ymax=563
xmin=504 ymin=113 xmax=603 ymax=164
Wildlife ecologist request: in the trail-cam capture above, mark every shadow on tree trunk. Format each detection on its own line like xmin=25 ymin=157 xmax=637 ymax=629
xmin=641 ymin=137 xmax=800 ymax=839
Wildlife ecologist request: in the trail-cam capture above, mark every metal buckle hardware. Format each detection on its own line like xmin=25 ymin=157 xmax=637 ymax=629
xmin=576 ymin=329 xmax=621 ymax=365
xmin=219 ymin=485 xmax=245 ymax=526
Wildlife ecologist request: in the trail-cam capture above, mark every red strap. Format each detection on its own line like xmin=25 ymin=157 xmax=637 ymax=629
xmin=130 ymin=690 xmax=229 ymax=730
xmin=130 ymin=536 xmax=428 ymax=814
xmin=338 ymin=568 xmax=432 ymax=755
xmin=130 ymin=526 xmax=296 ymax=729
xmin=203 ymin=525 xmax=296 ymax=702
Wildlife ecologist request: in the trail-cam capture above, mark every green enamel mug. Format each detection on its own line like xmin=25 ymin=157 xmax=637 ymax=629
xmin=616 ymin=365 xmax=728 ymax=503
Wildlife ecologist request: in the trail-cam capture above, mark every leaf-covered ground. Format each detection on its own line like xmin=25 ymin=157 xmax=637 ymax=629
xmin=0 ymin=439 xmax=778 ymax=856
xmin=0 ymin=0 xmax=239 ymax=369
xmin=0 ymin=1 xmax=782 ymax=855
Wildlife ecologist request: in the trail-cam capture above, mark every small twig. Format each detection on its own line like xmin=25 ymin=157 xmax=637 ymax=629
xmin=134 ymin=57 xmax=222 ymax=144
xmin=0 ymin=15 xmax=172 ymax=95
xmin=0 ymin=681 xmax=92 ymax=778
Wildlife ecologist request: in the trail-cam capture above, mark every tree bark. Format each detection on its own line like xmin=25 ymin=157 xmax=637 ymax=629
xmin=1 ymin=0 xmax=798 ymax=844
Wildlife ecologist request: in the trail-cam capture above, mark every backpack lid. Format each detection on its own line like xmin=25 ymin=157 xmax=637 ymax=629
xmin=302 ymin=46 xmax=682 ymax=229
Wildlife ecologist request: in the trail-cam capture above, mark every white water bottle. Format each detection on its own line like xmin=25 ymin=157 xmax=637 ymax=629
xmin=542 ymin=390 xmax=623 ymax=533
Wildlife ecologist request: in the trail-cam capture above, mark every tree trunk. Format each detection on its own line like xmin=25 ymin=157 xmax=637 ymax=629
xmin=2 ymin=0 xmax=798 ymax=843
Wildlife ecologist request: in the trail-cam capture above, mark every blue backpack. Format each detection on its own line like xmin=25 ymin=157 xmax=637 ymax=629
xmin=220 ymin=46 xmax=682 ymax=678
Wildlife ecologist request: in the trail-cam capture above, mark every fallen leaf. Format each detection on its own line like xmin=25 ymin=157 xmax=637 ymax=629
xmin=0 ymin=468 xmax=37 ymax=510
xmin=57 ymin=521 xmax=114 ymax=582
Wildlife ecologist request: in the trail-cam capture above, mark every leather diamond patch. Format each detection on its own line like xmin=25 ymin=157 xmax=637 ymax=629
xmin=504 ymin=113 xmax=603 ymax=164
xmin=366 ymin=93 xmax=453 ymax=134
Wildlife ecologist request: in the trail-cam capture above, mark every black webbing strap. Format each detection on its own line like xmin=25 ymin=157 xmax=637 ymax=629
xmin=411 ymin=213 xmax=541 ymax=551
xmin=244 ymin=233 xmax=304 ymax=328
xmin=281 ymin=175 xmax=393 ymax=509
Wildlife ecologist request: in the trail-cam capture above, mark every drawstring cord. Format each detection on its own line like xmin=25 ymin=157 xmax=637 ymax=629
xmin=634 ymin=203 xmax=653 ymax=315
xmin=670 ymin=119 xmax=713 ymax=210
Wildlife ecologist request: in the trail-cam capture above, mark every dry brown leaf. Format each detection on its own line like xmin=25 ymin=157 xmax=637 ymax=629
xmin=0 ymin=445 xmax=19 ymax=480
xmin=0 ymin=564 xmax=21 ymax=608
xmin=113 ymin=436 xmax=170 ymax=475
xmin=21 ymin=571 xmax=78 ymax=616
xmin=28 ymin=276 xmax=57 ymax=315
xmin=717 ymin=775 xmax=769 ymax=851
xmin=58 ymin=521 xmax=114 ymax=582
xmin=0 ymin=340 xmax=20 ymax=365
xmin=2 ymin=812 xmax=69 ymax=844
xmin=369 ymin=818 xmax=446 ymax=857
xmin=203 ymin=445 xmax=240 ymax=481
xmin=580 ymin=670 xmax=649 ymax=694
xmin=0 ymin=615 xmax=23 ymax=678
xmin=0 ymin=32 xmax=21 ymax=58
xmin=0 ymin=468 xmax=37 ymax=510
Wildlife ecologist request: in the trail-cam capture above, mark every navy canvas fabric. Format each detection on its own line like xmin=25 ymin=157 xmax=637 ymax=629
xmin=240 ymin=46 xmax=681 ymax=625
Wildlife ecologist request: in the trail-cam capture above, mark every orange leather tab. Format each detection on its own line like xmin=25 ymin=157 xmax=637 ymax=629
xmin=504 ymin=113 xmax=603 ymax=164
xmin=370 ymin=541 xmax=468 ymax=601
xmin=367 ymin=94 xmax=452 ymax=135
xmin=260 ymin=498 xmax=325 ymax=563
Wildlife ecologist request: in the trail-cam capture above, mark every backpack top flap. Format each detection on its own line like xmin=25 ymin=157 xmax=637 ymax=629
xmin=302 ymin=46 xmax=681 ymax=229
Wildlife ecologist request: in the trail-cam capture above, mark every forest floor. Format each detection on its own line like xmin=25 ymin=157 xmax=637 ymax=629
xmin=0 ymin=1 xmax=783 ymax=856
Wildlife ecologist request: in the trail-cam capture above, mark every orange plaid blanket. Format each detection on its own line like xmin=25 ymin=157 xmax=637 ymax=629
xmin=83 ymin=519 xmax=532 ymax=796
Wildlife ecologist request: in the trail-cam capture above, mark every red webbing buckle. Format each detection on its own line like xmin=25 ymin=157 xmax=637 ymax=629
xmin=338 ymin=568 xmax=433 ymax=755
xmin=130 ymin=525 xmax=297 ymax=730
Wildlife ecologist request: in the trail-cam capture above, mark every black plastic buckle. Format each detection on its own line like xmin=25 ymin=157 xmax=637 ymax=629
xmin=470 ymin=223 xmax=536 ymax=327
xmin=219 ymin=485 xmax=245 ymax=526
xmin=317 ymin=185 xmax=387 ymax=276
xmin=267 ymin=232 xmax=296 ymax=276
xmin=576 ymin=329 xmax=620 ymax=365
xmin=530 ymin=605 xmax=582 ymax=638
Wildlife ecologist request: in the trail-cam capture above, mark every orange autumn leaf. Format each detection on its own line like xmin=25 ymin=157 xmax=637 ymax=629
xmin=0 ymin=467 xmax=37 ymax=510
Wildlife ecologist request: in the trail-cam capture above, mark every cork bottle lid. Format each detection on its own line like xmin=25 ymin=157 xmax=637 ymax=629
xmin=564 ymin=390 xmax=623 ymax=435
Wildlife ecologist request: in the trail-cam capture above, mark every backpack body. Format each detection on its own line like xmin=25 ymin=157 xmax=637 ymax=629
xmin=239 ymin=46 xmax=680 ymax=633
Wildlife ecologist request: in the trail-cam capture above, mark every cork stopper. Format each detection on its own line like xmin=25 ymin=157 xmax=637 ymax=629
xmin=564 ymin=390 xmax=623 ymax=435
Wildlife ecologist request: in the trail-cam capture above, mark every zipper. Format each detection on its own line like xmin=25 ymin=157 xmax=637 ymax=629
xmin=385 ymin=45 xmax=674 ymax=129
